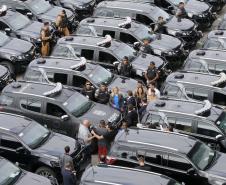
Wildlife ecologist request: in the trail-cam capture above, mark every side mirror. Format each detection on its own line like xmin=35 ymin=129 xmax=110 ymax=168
xmin=168 ymin=5 xmax=174 ymax=10
xmin=216 ymin=134 xmax=224 ymax=141
xmin=113 ymin=61 xmax=120 ymax=67
xmin=16 ymin=147 xmax=26 ymax=154
xmin=5 ymin=28 xmax=11 ymax=35
xmin=187 ymin=168 xmax=196 ymax=175
xmin=26 ymin=12 xmax=33 ymax=19
xmin=133 ymin=42 xmax=141 ymax=50
xmin=61 ymin=115 xmax=69 ymax=121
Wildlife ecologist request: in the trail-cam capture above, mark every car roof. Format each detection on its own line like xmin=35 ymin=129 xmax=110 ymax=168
xmin=57 ymin=35 xmax=123 ymax=51
xmin=189 ymin=49 xmax=226 ymax=62
xmin=208 ymin=30 xmax=226 ymax=39
xmin=2 ymin=81 xmax=75 ymax=103
xmin=115 ymin=129 xmax=197 ymax=154
xmin=96 ymin=1 xmax=157 ymax=14
xmin=82 ymin=165 xmax=171 ymax=185
xmin=166 ymin=71 xmax=226 ymax=90
xmin=0 ymin=9 xmax=18 ymax=21
xmin=0 ymin=112 xmax=32 ymax=134
xmin=147 ymin=98 xmax=223 ymax=122
xmin=80 ymin=17 xmax=141 ymax=32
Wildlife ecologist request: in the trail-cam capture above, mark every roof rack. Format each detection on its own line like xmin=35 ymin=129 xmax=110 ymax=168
xmin=12 ymin=82 xmax=21 ymax=89
xmin=215 ymin=31 xmax=224 ymax=36
xmin=155 ymin=101 xmax=165 ymax=107
xmin=36 ymin=58 xmax=46 ymax=64
xmin=65 ymin=36 xmax=74 ymax=41
xmin=118 ymin=17 xmax=132 ymax=28
xmin=43 ymin=82 xmax=62 ymax=97
xmin=70 ymin=57 xmax=86 ymax=70
xmin=196 ymin=50 xmax=205 ymax=56
xmin=174 ymin=74 xmax=184 ymax=79
xmin=211 ymin=72 xmax=226 ymax=86
xmin=195 ymin=100 xmax=212 ymax=115
xmin=96 ymin=35 xmax=112 ymax=47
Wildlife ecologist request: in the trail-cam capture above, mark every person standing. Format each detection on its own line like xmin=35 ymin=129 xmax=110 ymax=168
xmin=81 ymin=81 xmax=95 ymax=101
xmin=126 ymin=90 xmax=136 ymax=108
xmin=55 ymin=10 xmax=70 ymax=36
xmin=95 ymin=83 xmax=110 ymax=104
xmin=59 ymin=146 xmax=74 ymax=171
xmin=154 ymin=16 xmax=166 ymax=34
xmin=145 ymin=62 xmax=159 ymax=85
xmin=140 ymin=37 xmax=154 ymax=55
xmin=40 ymin=22 xmax=52 ymax=57
xmin=61 ymin=162 xmax=76 ymax=185
xmin=119 ymin=56 xmax=132 ymax=77
xmin=176 ymin=2 xmax=187 ymax=19
xmin=147 ymin=89 xmax=157 ymax=102
xmin=109 ymin=87 xmax=124 ymax=112
xmin=125 ymin=104 xmax=138 ymax=127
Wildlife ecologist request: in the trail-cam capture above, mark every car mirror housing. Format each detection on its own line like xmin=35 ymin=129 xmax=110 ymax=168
xmin=26 ymin=12 xmax=33 ymax=18
xmin=5 ymin=28 xmax=11 ymax=34
xmin=187 ymin=168 xmax=196 ymax=175
xmin=16 ymin=147 xmax=27 ymax=154
xmin=61 ymin=115 xmax=69 ymax=121
xmin=113 ymin=61 xmax=120 ymax=66
xmin=216 ymin=134 xmax=224 ymax=141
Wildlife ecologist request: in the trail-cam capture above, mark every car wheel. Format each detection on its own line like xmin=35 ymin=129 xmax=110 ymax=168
xmin=0 ymin=61 xmax=15 ymax=75
xmin=35 ymin=166 xmax=58 ymax=185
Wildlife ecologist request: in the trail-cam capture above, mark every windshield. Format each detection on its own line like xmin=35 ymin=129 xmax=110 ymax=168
xmin=0 ymin=32 xmax=9 ymax=46
xmin=64 ymin=94 xmax=93 ymax=117
xmin=217 ymin=112 xmax=226 ymax=134
xmin=151 ymin=8 xmax=170 ymax=22
xmin=19 ymin=122 xmax=50 ymax=149
xmin=114 ymin=44 xmax=137 ymax=61
xmin=167 ymin=180 xmax=181 ymax=185
xmin=27 ymin=0 xmax=52 ymax=15
xmin=88 ymin=66 xmax=113 ymax=85
xmin=6 ymin=13 xmax=30 ymax=30
xmin=188 ymin=142 xmax=215 ymax=170
xmin=0 ymin=159 xmax=21 ymax=185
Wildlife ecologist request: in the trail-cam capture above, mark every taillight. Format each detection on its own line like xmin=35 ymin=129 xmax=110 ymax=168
xmin=106 ymin=156 xmax=117 ymax=165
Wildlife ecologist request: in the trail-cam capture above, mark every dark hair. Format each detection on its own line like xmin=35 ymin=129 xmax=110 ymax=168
xmin=142 ymin=97 xmax=148 ymax=103
xmin=168 ymin=125 xmax=174 ymax=132
xmin=44 ymin=22 xmax=49 ymax=26
xmin=62 ymin=9 xmax=66 ymax=14
xmin=150 ymin=61 xmax=155 ymax=66
xmin=179 ymin=2 xmax=184 ymax=4
xmin=64 ymin=146 xmax=70 ymax=153
xmin=127 ymin=90 xmax=133 ymax=96
xmin=123 ymin=56 xmax=129 ymax=61
xmin=151 ymin=89 xmax=155 ymax=93
xmin=99 ymin=120 xmax=106 ymax=127
xmin=128 ymin=104 xmax=134 ymax=111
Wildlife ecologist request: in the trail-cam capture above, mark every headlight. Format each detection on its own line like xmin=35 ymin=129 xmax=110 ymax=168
xmin=167 ymin=29 xmax=177 ymax=36
xmin=188 ymin=13 xmax=193 ymax=18
xmin=50 ymin=161 xmax=60 ymax=167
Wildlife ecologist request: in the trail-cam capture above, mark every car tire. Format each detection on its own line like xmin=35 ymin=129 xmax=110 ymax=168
xmin=35 ymin=166 xmax=58 ymax=185
xmin=0 ymin=61 xmax=15 ymax=75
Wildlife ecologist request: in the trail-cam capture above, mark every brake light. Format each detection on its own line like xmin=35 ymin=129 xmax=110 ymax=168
xmin=106 ymin=156 xmax=117 ymax=165
xmin=0 ymin=107 xmax=3 ymax=111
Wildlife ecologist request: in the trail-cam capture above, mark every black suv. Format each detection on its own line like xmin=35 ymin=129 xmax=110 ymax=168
xmin=140 ymin=98 xmax=226 ymax=152
xmin=0 ymin=81 xmax=121 ymax=137
xmin=0 ymin=9 xmax=42 ymax=43
xmin=0 ymin=157 xmax=51 ymax=185
xmin=51 ymin=35 xmax=166 ymax=78
xmin=203 ymin=30 xmax=226 ymax=51
xmin=93 ymin=1 xmax=200 ymax=46
xmin=182 ymin=49 xmax=226 ymax=75
xmin=24 ymin=57 xmax=138 ymax=96
xmin=76 ymin=17 xmax=186 ymax=62
xmin=81 ymin=165 xmax=182 ymax=185
xmin=107 ymin=128 xmax=226 ymax=185
xmin=0 ymin=31 xmax=34 ymax=74
xmin=0 ymin=65 xmax=12 ymax=90
xmin=49 ymin=0 xmax=96 ymax=20
xmin=0 ymin=112 xmax=88 ymax=184
xmin=1 ymin=0 xmax=77 ymax=32
xmin=161 ymin=71 xmax=226 ymax=106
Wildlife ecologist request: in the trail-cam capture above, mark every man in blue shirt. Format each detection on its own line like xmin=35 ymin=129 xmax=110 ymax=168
xmin=62 ymin=162 xmax=76 ymax=185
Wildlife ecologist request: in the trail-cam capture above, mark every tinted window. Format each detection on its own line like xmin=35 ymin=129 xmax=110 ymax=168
xmin=99 ymin=51 xmax=117 ymax=64
xmin=0 ymin=133 xmax=22 ymax=150
xmin=52 ymin=73 xmax=68 ymax=85
xmin=103 ymin=30 xmax=115 ymax=38
xmin=175 ymin=118 xmax=192 ymax=132
xmin=185 ymin=88 xmax=208 ymax=101
xmin=213 ymin=92 xmax=226 ymax=106
xmin=188 ymin=61 xmax=205 ymax=72
xmin=81 ymin=49 xmax=94 ymax=60
xmin=73 ymin=75 xmax=87 ymax=88
xmin=20 ymin=99 xmax=42 ymax=113
xmin=215 ymin=64 xmax=226 ymax=74
xmin=145 ymin=150 xmax=166 ymax=166
xmin=197 ymin=121 xmax=219 ymax=137
xmin=164 ymin=85 xmax=182 ymax=97
xmin=0 ymin=21 xmax=9 ymax=30
xmin=0 ymin=95 xmax=14 ymax=106
xmin=120 ymin=32 xmax=137 ymax=45
xmin=46 ymin=103 xmax=66 ymax=117
xmin=167 ymin=154 xmax=192 ymax=171
xmin=136 ymin=14 xmax=153 ymax=25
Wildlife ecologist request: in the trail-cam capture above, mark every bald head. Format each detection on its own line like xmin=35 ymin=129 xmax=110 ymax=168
xmin=82 ymin=119 xmax=90 ymax=128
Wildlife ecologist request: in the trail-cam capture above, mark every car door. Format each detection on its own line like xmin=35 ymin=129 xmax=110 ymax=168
xmin=0 ymin=132 xmax=32 ymax=170
xmin=42 ymin=102 xmax=71 ymax=136
xmin=96 ymin=51 xmax=118 ymax=72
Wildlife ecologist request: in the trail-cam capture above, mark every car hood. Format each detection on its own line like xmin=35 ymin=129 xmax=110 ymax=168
xmin=35 ymin=133 xmax=76 ymax=157
xmin=150 ymin=34 xmax=181 ymax=51
xmin=185 ymin=0 xmax=209 ymax=14
xmin=19 ymin=22 xmax=43 ymax=39
xmin=80 ymin=103 xmax=121 ymax=125
xmin=206 ymin=152 xmax=226 ymax=179
xmin=40 ymin=6 xmax=73 ymax=22
xmin=132 ymin=53 xmax=164 ymax=71
xmin=0 ymin=38 xmax=33 ymax=55
xmin=108 ymin=76 xmax=137 ymax=96
xmin=59 ymin=0 xmax=93 ymax=6
xmin=166 ymin=16 xmax=194 ymax=31
xmin=16 ymin=172 xmax=51 ymax=185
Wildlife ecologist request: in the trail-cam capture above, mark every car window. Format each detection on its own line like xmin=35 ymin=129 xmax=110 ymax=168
xmin=213 ymin=92 xmax=226 ymax=106
xmin=197 ymin=121 xmax=219 ymax=137
xmin=204 ymin=39 xmax=222 ymax=49
xmin=52 ymin=45 xmax=72 ymax=58
xmin=164 ymin=85 xmax=182 ymax=97
xmin=185 ymin=88 xmax=208 ymax=101
xmin=73 ymin=75 xmax=87 ymax=88
xmin=20 ymin=99 xmax=42 ymax=113
xmin=188 ymin=61 xmax=205 ymax=72
xmin=215 ymin=64 xmax=226 ymax=74
xmin=48 ymin=73 xmax=68 ymax=85
xmin=24 ymin=69 xmax=46 ymax=82
xmin=46 ymin=103 xmax=66 ymax=117
xmin=167 ymin=153 xmax=192 ymax=171
xmin=120 ymin=32 xmax=137 ymax=45
xmin=0 ymin=21 xmax=9 ymax=30
xmin=0 ymin=133 xmax=23 ymax=150
xmin=103 ymin=30 xmax=115 ymax=38
xmin=81 ymin=49 xmax=94 ymax=60
xmin=136 ymin=14 xmax=153 ymax=25
xmin=77 ymin=26 xmax=95 ymax=36
xmin=145 ymin=150 xmax=166 ymax=166
xmin=0 ymin=95 xmax=14 ymax=106
xmin=95 ymin=8 xmax=114 ymax=17
xmin=99 ymin=51 xmax=117 ymax=64
xmin=175 ymin=118 xmax=192 ymax=133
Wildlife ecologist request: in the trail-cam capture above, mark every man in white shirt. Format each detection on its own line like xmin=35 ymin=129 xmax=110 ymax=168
xmin=78 ymin=120 xmax=94 ymax=145
xmin=148 ymin=83 xmax=160 ymax=98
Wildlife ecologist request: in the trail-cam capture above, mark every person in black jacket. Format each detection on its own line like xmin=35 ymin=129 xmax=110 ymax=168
xmin=154 ymin=16 xmax=166 ymax=34
xmin=176 ymin=2 xmax=187 ymax=19
xmin=119 ymin=56 xmax=132 ymax=77
xmin=95 ymin=83 xmax=110 ymax=104
xmin=62 ymin=162 xmax=76 ymax=185
xmin=140 ymin=37 xmax=154 ymax=55
xmin=81 ymin=81 xmax=95 ymax=101
xmin=126 ymin=90 xmax=136 ymax=108
xmin=126 ymin=104 xmax=138 ymax=127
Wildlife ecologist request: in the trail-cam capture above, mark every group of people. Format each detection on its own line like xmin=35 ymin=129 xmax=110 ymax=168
xmin=40 ymin=9 xmax=70 ymax=57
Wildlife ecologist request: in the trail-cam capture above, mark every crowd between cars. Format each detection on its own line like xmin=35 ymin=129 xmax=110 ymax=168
xmin=0 ymin=0 xmax=226 ymax=185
